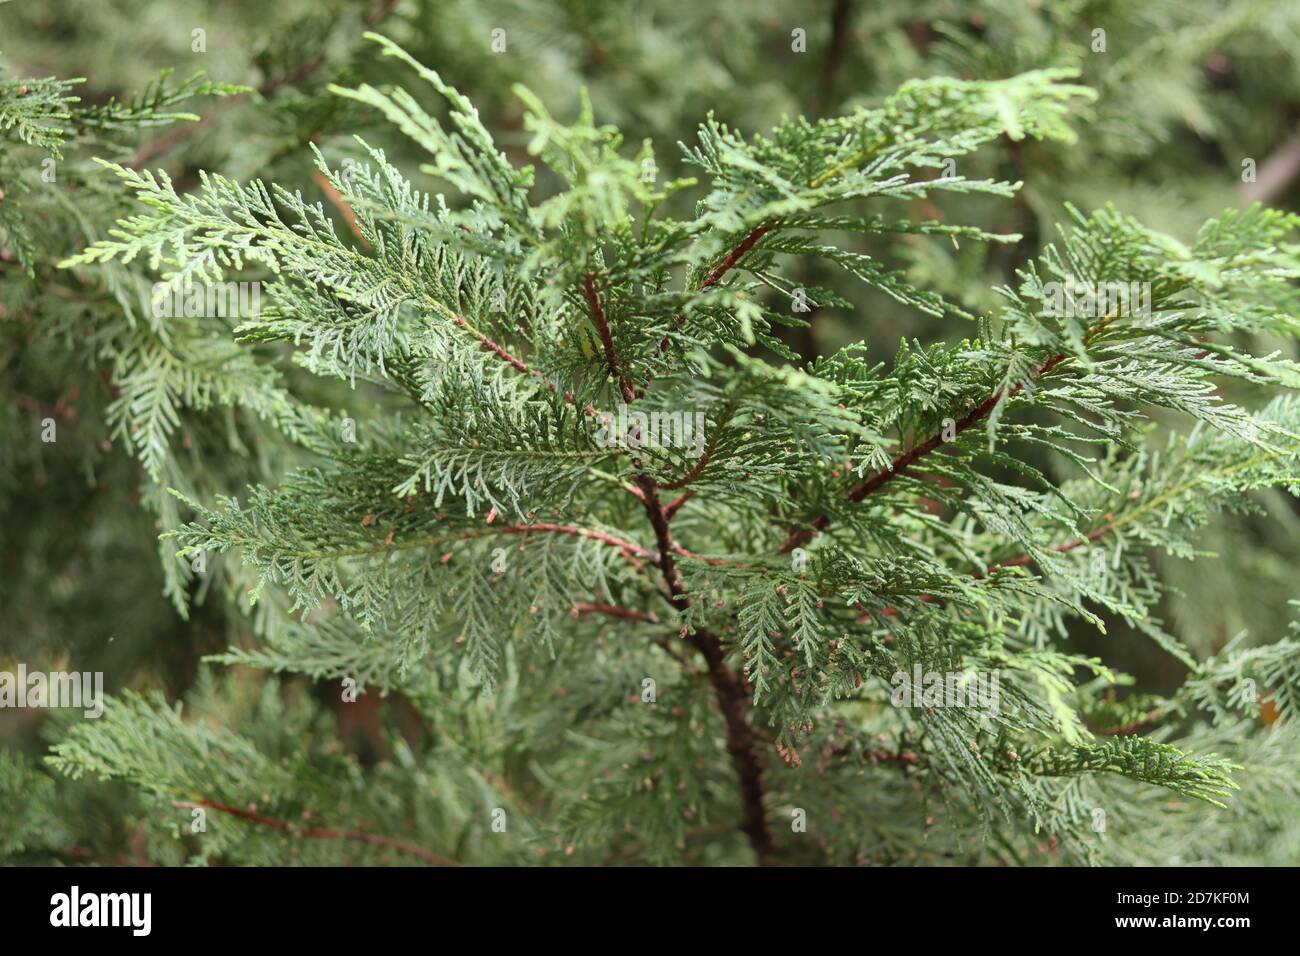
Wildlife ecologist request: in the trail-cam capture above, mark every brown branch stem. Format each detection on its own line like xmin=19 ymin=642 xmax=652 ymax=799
xmin=658 ymin=223 xmax=771 ymax=352
xmin=701 ymin=225 xmax=770 ymax=291
xmin=497 ymin=521 xmax=651 ymax=570
xmin=780 ymin=352 xmax=1069 ymax=553
xmin=658 ymin=427 xmax=721 ymax=490
xmin=975 ymin=518 xmax=1114 ymax=578
xmin=633 ymin=475 xmax=776 ymax=864
xmin=817 ymin=0 xmax=854 ymax=115
xmin=583 ymin=273 xmax=636 ymax=403
xmin=571 ymin=602 xmax=659 ymax=624
xmin=864 ymin=519 xmax=1120 ymax=620
xmin=173 ymin=799 xmax=457 ymax=866
xmin=663 ymin=491 xmax=693 ymax=519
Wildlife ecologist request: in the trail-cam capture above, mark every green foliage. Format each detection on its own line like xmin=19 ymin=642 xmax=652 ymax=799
xmin=5 ymin=0 xmax=1300 ymax=867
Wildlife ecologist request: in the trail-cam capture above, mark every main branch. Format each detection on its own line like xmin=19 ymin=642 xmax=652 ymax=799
xmin=634 ymin=475 xmax=776 ymax=864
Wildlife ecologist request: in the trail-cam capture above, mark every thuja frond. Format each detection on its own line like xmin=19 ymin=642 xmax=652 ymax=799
xmin=31 ymin=27 xmax=1300 ymax=866
xmin=75 ymin=70 xmax=249 ymax=132
xmin=0 ymin=72 xmax=81 ymax=155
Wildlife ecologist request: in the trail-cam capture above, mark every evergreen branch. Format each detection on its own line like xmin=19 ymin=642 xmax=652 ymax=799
xmin=1097 ymin=708 xmax=1168 ymax=737
xmin=582 ymin=272 xmax=635 ymax=403
xmin=311 ymin=168 xmax=368 ymax=245
xmin=31 ymin=23 xmax=1300 ymax=866
xmin=671 ymin=543 xmax=728 ymax=568
xmin=701 ymin=225 xmax=771 ymax=291
xmin=657 ymin=452 xmax=714 ymax=491
xmin=498 ymin=521 xmax=652 ymax=570
xmin=633 ymin=474 xmax=776 ymax=863
xmin=439 ymin=308 xmax=574 ymax=404
xmin=1014 ymin=738 xmax=1239 ymax=807
xmin=779 ymin=350 xmax=1069 ymax=552
xmin=186 ymin=515 xmax=652 ymax=569
xmin=572 ymin=603 xmax=659 ymax=624
xmin=451 ymin=313 xmax=531 ymax=375
xmin=865 ymin=433 xmax=1300 ymax=615
xmin=977 ymin=517 xmax=1116 ymax=577
xmin=779 ymin=292 xmax=1145 ymax=554
xmin=658 ymin=223 xmax=771 ymax=353
xmin=172 ymin=799 xmax=458 ymax=866
xmin=663 ymin=492 xmax=693 ymax=519
xmin=850 ymin=352 xmax=1067 ymax=501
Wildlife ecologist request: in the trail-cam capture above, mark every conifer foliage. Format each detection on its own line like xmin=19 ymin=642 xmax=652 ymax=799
xmin=5 ymin=4 xmax=1300 ymax=867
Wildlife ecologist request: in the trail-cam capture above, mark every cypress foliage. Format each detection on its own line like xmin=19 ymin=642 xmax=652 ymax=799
xmin=3 ymin=0 xmax=1300 ymax=867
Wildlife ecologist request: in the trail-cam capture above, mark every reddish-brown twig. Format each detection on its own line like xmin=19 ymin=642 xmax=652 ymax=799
xmin=663 ymin=491 xmax=693 ymax=519
xmin=780 ymin=353 xmax=1069 ymax=553
xmin=974 ymin=519 xmax=1114 ymax=578
xmin=173 ymin=799 xmax=457 ymax=866
xmin=863 ymin=518 xmax=1119 ymax=620
xmin=451 ymin=315 xmax=531 ymax=375
xmin=658 ymin=433 xmax=720 ymax=491
xmin=701 ymin=226 xmax=770 ymax=291
xmin=658 ymin=224 xmax=771 ymax=352
xmin=583 ymin=273 xmax=636 ymax=404
xmin=312 ymin=168 xmax=368 ymax=246
xmin=572 ymin=603 xmax=659 ymax=624
xmin=498 ymin=521 xmax=650 ymax=566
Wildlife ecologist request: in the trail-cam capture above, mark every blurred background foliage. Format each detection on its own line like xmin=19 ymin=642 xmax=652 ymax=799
xmin=3 ymin=0 xmax=1299 ymax=862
